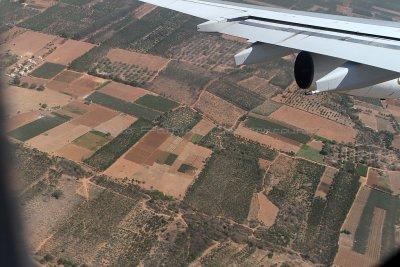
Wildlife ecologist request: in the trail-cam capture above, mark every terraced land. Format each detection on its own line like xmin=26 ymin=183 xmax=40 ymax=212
xmin=86 ymin=91 xmax=161 ymax=121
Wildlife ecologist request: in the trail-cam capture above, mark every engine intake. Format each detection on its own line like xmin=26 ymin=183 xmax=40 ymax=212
xmin=294 ymin=51 xmax=399 ymax=93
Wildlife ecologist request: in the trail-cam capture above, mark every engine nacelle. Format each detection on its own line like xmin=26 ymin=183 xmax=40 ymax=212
xmin=294 ymin=51 xmax=399 ymax=93
xmin=344 ymin=78 xmax=400 ymax=99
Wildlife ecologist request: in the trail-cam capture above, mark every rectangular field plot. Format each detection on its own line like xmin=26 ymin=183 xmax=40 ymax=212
xmin=353 ymin=189 xmax=400 ymax=259
xmin=73 ymin=130 xmax=112 ymax=151
xmin=245 ymin=116 xmax=311 ymax=144
xmin=157 ymin=107 xmax=202 ymax=137
xmin=135 ymin=94 xmax=179 ymax=113
xmin=84 ymin=119 xmax=153 ymax=171
xmin=296 ymin=144 xmax=324 ymax=163
xmin=206 ymin=80 xmax=265 ymax=111
xmin=9 ymin=113 xmax=70 ymax=141
xmin=86 ymin=91 xmax=161 ymax=121
xmin=30 ymin=62 xmax=66 ymax=79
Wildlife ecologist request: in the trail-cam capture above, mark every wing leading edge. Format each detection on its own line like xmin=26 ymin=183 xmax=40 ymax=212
xmin=139 ymin=0 xmax=400 ymax=73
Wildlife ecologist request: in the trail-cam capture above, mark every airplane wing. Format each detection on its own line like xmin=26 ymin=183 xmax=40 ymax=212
xmin=139 ymin=0 xmax=400 ymax=74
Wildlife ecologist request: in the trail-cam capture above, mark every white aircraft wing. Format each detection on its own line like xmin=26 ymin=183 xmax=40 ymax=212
xmin=139 ymin=0 xmax=400 ymax=73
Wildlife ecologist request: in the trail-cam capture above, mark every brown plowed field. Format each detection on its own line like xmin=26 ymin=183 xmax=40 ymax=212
xmin=26 ymin=123 xmax=91 ymax=153
xmin=269 ymin=105 xmax=357 ymax=143
xmin=56 ymin=143 xmax=93 ymax=162
xmin=365 ymin=207 xmax=386 ymax=262
xmin=133 ymin=3 xmax=157 ymax=19
xmin=4 ymin=85 xmax=72 ymax=116
xmin=99 ymin=82 xmax=149 ymax=102
xmin=94 ymin=114 xmax=137 ymax=137
xmin=46 ymin=39 xmax=95 ymax=65
xmin=6 ymin=30 xmax=56 ymax=56
xmin=71 ymin=104 xmax=118 ymax=127
xmin=7 ymin=111 xmax=40 ymax=132
xmin=107 ymin=48 xmax=169 ymax=72
xmin=235 ymin=124 xmax=300 ymax=153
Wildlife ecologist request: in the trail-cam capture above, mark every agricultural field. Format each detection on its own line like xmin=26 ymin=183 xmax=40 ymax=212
xmin=156 ymin=107 xmax=202 ymax=137
xmin=45 ymin=39 xmax=95 ymax=65
xmin=148 ymin=60 xmax=213 ymax=105
xmin=206 ymin=79 xmax=265 ymax=111
xmin=98 ymin=81 xmax=148 ymax=102
xmin=296 ymin=144 xmax=324 ymax=163
xmin=185 ymin=150 xmax=264 ymax=223
xmin=31 ymin=62 xmax=66 ymax=79
xmin=135 ymin=94 xmax=179 ymax=113
xmin=194 ymin=91 xmax=246 ymax=128
xmin=19 ymin=0 xmax=142 ymax=40
xmin=272 ymin=84 xmax=355 ymax=127
xmin=244 ymin=116 xmax=311 ymax=144
xmin=86 ymin=91 xmax=161 ymax=121
xmin=167 ymin=33 xmax=245 ymax=71
xmin=84 ymin=119 xmax=152 ymax=171
xmin=9 ymin=113 xmax=71 ymax=142
xmin=269 ymin=105 xmax=358 ymax=143
xmin=0 ymin=1 xmax=40 ymax=33
xmin=235 ymin=124 xmax=301 ymax=154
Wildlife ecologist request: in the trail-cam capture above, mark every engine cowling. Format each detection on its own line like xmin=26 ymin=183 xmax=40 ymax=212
xmin=294 ymin=51 xmax=399 ymax=94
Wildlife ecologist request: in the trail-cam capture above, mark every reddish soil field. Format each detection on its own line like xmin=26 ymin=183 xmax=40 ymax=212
xmin=107 ymin=48 xmax=169 ymax=72
xmin=150 ymin=76 xmax=199 ymax=105
xmin=308 ymin=140 xmax=324 ymax=151
xmin=46 ymin=39 xmax=95 ymax=65
xmin=71 ymin=104 xmax=118 ymax=127
xmin=56 ymin=143 xmax=92 ymax=162
xmin=269 ymin=105 xmax=358 ymax=143
xmin=99 ymin=82 xmax=149 ymax=102
xmin=189 ymin=118 xmax=215 ymax=137
xmin=388 ymin=171 xmax=400 ymax=195
xmin=365 ymin=208 xmax=386 ymax=262
xmin=53 ymin=70 xmax=83 ymax=83
xmin=5 ymin=30 xmax=56 ymax=56
xmin=124 ymin=130 xmax=171 ymax=165
xmin=315 ymin=166 xmax=337 ymax=199
xmin=48 ymin=75 xmax=105 ymax=98
xmin=55 ymin=101 xmax=90 ymax=119
xmin=333 ymin=247 xmax=372 ymax=267
xmin=194 ymin=91 xmax=246 ymax=128
xmin=249 ymin=192 xmax=279 ymax=227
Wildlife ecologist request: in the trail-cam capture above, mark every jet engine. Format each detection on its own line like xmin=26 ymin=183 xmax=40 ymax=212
xmin=294 ymin=51 xmax=400 ymax=98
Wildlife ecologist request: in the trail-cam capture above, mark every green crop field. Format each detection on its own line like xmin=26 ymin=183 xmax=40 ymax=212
xmin=73 ymin=131 xmax=111 ymax=151
xmin=245 ymin=116 xmax=311 ymax=144
xmin=135 ymin=94 xmax=179 ymax=113
xmin=9 ymin=113 xmax=70 ymax=141
xmin=84 ymin=119 xmax=153 ymax=170
xmin=30 ymin=62 xmax=66 ymax=79
xmin=297 ymin=145 xmax=324 ymax=163
xmin=86 ymin=91 xmax=161 ymax=121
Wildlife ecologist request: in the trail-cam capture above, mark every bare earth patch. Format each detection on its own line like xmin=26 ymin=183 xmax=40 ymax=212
xmin=6 ymin=111 xmax=40 ymax=132
xmin=94 ymin=114 xmax=137 ymax=137
xmin=5 ymin=30 xmax=56 ymax=56
xmin=26 ymin=122 xmax=91 ymax=154
xmin=46 ymin=39 xmax=95 ymax=65
xmin=194 ymin=91 xmax=246 ymax=128
xmin=269 ymin=105 xmax=358 ymax=143
xmin=56 ymin=143 xmax=93 ymax=162
xmin=4 ymin=85 xmax=72 ymax=116
xmin=99 ymin=82 xmax=149 ymax=102
xmin=107 ymin=48 xmax=169 ymax=72
xmin=71 ymin=104 xmax=118 ymax=128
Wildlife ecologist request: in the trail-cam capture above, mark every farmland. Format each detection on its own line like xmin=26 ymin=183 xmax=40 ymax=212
xmin=9 ymin=113 xmax=70 ymax=142
xmin=4 ymin=0 xmax=400 ymax=266
xmin=84 ymin=119 xmax=153 ymax=171
xmin=245 ymin=116 xmax=311 ymax=144
xmin=86 ymin=91 xmax=161 ymax=121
